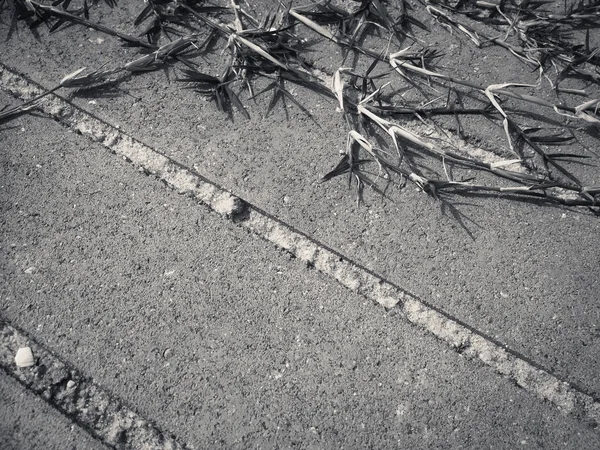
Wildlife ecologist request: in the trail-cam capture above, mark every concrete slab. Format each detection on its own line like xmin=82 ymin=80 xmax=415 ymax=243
xmin=0 ymin=371 xmax=109 ymax=450
xmin=1 ymin=88 xmax=599 ymax=448
xmin=1 ymin=0 xmax=598 ymax=399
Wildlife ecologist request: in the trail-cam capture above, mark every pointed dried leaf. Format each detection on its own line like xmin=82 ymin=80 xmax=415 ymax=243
xmin=60 ymin=67 xmax=87 ymax=86
xmin=332 ymin=69 xmax=345 ymax=110
xmin=279 ymin=88 xmax=314 ymax=119
xmin=224 ymin=85 xmax=250 ymax=119
xmin=176 ymin=68 xmax=219 ymax=83
xmin=134 ymin=4 xmax=153 ymax=26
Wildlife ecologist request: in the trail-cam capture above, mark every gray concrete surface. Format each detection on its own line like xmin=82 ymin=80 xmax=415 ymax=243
xmin=0 ymin=371 xmax=109 ymax=450
xmin=1 ymin=0 xmax=598 ymax=400
xmin=1 ymin=87 xmax=599 ymax=448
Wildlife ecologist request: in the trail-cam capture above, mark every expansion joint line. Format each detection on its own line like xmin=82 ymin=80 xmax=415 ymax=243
xmin=0 ymin=318 xmax=191 ymax=450
xmin=0 ymin=61 xmax=598 ymax=428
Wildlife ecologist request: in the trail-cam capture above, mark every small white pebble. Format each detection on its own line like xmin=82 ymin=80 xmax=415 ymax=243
xmin=15 ymin=347 xmax=35 ymax=368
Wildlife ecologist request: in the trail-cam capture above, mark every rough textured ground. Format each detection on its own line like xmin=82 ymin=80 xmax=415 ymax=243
xmin=0 ymin=371 xmax=109 ymax=450
xmin=1 ymin=0 xmax=598 ymax=397
xmin=1 ymin=0 xmax=600 ymax=447
xmin=1 ymin=90 xmax=599 ymax=448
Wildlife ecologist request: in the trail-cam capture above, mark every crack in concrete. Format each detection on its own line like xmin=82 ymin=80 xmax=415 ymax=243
xmin=1 ymin=62 xmax=599 ymax=432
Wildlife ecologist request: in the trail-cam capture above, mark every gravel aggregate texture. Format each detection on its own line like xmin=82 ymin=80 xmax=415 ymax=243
xmin=1 ymin=88 xmax=600 ymax=449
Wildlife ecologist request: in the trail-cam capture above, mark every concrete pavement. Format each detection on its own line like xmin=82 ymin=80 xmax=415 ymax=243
xmin=1 ymin=0 xmax=600 ymax=447
xmin=1 ymin=0 xmax=598 ymax=400
xmin=1 ymin=84 xmax=599 ymax=449
xmin=0 ymin=370 xmax=110 ymax=450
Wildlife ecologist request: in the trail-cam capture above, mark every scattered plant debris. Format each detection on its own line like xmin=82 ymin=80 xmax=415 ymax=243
xmin=1 ymin=0 xmax=599 ymax=210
